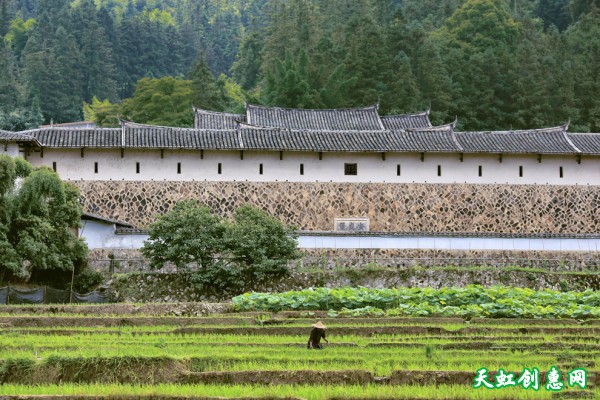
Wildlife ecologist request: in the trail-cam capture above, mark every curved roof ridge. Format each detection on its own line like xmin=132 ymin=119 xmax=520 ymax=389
xmin=406 ymin=119 xmax=456 ymax=132
xmin=192 ymin=106 xmax=245 ymax=117
xmin=382 ymin=110 xmax=431 ymax=119
xmin=120 ymin=120 xmax=196 ymax=131
xmin=237 ymin=122 xmax=283 ymax=131
xmin=561 ymin=125 xmax=581 ymax=153
xmin=245 ymin=102 xmax=380 ymax=113
xmin=461 ymin=125 xmax=569 ymax=135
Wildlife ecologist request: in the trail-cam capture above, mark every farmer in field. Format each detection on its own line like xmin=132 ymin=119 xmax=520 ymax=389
xmin=307 ymin=321 xmax=328 ymax=349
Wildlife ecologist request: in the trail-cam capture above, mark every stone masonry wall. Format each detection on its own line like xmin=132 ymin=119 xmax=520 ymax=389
xmin=72 ymin=181 xmax=600 ymax=233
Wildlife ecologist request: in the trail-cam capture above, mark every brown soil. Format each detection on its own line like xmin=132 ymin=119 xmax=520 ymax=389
xmin=0 ymin=316 xmax=254 ymax=328
xmin=180 ymin=370 xmax=373 ymax=385
xmin=0 ymin=357 xmax=188 ymax=385
xmin=0 ymin=303 xmax=232 ymax=316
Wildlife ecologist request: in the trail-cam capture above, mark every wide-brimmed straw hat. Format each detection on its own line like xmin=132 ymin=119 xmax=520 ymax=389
xmin=312 ymin=321 xmax=327 ymax=329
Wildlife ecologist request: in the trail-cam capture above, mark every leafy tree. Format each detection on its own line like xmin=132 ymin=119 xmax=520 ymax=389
xmin=142 ymin=201 xmax=298 ymax=294
xmin=0 ymin=157 xmax=88 ymax=284
xmin=141 ymin=200 xmax=227 ymax=270
xmin=83 ymin=96 xmax=122 ymax=127
xmin=121 ymin=77 xmax=195 ymax=126
xmin=224 ymin=205 xmax=299 ymax=289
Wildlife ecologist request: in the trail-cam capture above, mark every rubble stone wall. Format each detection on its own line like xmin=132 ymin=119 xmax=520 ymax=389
xmin=72 ymin=181 xmax=600 ymax=233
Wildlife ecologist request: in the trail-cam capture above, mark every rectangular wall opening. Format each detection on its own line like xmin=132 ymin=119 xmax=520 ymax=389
xmin=478 ymin=165 xmax=482 ymax=177
xmin=177 ymin=162 xmax=181 ymax=174
xmin=300 ymin=164 xmax=304 ymax=175
xmin=218 ymin=163 xmax=222 ymax=174
xmin=437 ymin=165 xmax=442 ymax=176
xmin=259 ymin=163 xmax=263 ymax=175
xmin=94 ymin=162 xmax=98 ymax=174
xmin=344 ymin=163 xmax=357 ymax=176
xmin=397 ymin=164 xmax=401 ymax=176
xmin=136 ymin=162 xmax=140 ymax=174
xmin=52 ymin=162 xmax=56 ymax=172
xmin=559 ymin=166 xmax=563 ymax=178
xmin=519 ymin=166 xmax=523 ymax=177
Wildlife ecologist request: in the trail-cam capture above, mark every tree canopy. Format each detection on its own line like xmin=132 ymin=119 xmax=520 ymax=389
xmin=0 ymin=156 xmax=88 ymax=285
xmin=142 ymin=201 xmax=298 ymax=294
xmin=1 ymin=0 xmax=598 ymax=131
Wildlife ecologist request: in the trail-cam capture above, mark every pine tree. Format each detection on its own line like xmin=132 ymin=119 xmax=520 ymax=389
xmin=189 ymin=54 xmax=226 ymax=111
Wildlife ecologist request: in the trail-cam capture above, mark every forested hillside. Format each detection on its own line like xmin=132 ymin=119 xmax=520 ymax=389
xmin=0 ymin=0 xmax=599 ymax=131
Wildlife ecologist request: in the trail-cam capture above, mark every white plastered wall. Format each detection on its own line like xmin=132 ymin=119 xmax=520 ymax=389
xmin=1 ymin=143 xmax=21 ymax=157
xmin=26 ymin=148 xmax=600 ymax=185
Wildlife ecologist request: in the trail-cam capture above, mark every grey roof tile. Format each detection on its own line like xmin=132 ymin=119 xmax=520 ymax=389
xmin=193 ymin=107 xmax=246 ymax=129
xmin=0 ymin=130 xmax=38 ymax=143
xmin=455 ymin=126 xmax=578 ymax=154
xmin=381 ymin=111 xmax=432 ymax=130
xmin=246 ymin=103 xmax=385 ymax=131
xmin=26 ymin=128 xmax=121 ymax=148
xmin=567 ymin=133 xmax=600 ymax=155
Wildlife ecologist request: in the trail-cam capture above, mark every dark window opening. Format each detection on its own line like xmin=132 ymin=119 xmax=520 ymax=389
xmin=396 ymin=164 xmax=401 ymax=176
xmin=136 ymin=162 xmax=140 ymax=174
xmin=300 ymin=164 xmax=304 ymax=175
xmin=519 ymin=166 xmax=523 ymax=177
xmin=437 ymin=165 xmax=442 ymax=176
xmin=218 ymin=163 xmax=222 ymax=174
xmin=559 ymin=166 xmax=563 ymax=178
xmin=94 ymin=162 xmax=98 ymax=174
xmin=52 ymin=162 xmax=56 ymax=172
xmin=259 ymin=163 xmax=263 ymax=175
xmin=177 ymin=162 xmax=181 ymax=174
xmin=344 ymin=163 xmax=357 ymax=176
xmin=478 ymin=165 xmax=482 ymax=177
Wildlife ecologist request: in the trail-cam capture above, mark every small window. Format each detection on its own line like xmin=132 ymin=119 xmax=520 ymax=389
xmin=218 ymin=163 xmax=222 ymax=174
xmin=177 ymin=162 xmax=181 ymax=174
xmin=396 ymin=164 xmax=401 ymax=176
xmin=136 ymin=162 xmax=140 ymax=174
xmin=259 ymin=163 xmax=263 ymax=175
xmin=94 ymin=162 xmax=98 ymax=174
xmin=519 ymin=166 xmax=523 ymax=177
xmin=437 ymin=165 xmax=442 ymax=176
xmin=559 ymin=166 xmax=563 ymax=178
xmin=344 ymin=163 xmax=357 ymax=176
xmin=300 ymin=164 xmax=304 ymax=175
xmin=52 ymin=162 xmax=56 ymax=172
xmin=478 ymin=165 xmax=482 ymax=177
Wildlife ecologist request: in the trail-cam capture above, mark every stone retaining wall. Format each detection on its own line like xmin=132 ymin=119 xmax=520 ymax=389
xmin=73 ymin=181 xmax=600 ymax=233
xmin=89 ymin=248 xmax=600 ymax=275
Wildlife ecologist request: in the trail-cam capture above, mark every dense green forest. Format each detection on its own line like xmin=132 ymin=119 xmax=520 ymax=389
xmin=0 ymin=0 xmax=598 ymax=131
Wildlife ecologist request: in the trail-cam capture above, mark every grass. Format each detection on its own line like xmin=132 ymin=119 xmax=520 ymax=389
xmin=0 ymin=383 xmax=563 ymax=399
xmin=0 ymin=302 xmax=598 ymax=398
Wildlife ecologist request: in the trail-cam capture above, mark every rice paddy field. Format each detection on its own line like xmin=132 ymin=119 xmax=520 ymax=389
xmin=0 ymin=286 xmax=599 ymax=399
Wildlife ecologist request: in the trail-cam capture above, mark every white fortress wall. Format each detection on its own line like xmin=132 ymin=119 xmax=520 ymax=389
xmin=27 ymin=148 xmax=599 ymax=185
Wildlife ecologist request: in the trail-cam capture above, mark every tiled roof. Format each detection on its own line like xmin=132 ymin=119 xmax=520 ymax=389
xmin=25 ymin=128 xmax=120 ymax=148
xmin=123 ymin=125 xmax=241 ymax=149
xmin=246 ymin=103 xmax=385 ymax=131
xmin=567 ymin=133 xmax=600 ymax=155
xmin=381 ymin=111 xmax=432 ymax=130
xmin=193 ymin=107 xmax=246 ymax=129
xmin=0 ymin=130 xmax=39 ymax=143
xmin=455 ymin=126 xmax=579 ymax=154
xmin=241 ymin=126 xmax=461 ymax=152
